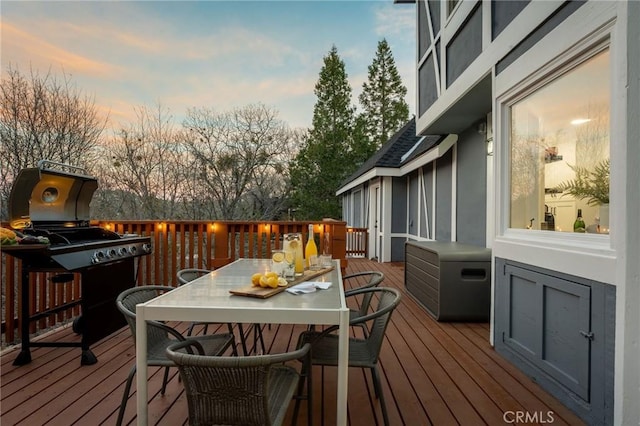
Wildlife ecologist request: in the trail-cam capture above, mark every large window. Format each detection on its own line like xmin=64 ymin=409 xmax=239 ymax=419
xmin=509 ymin=48 xmax=610 ymax=234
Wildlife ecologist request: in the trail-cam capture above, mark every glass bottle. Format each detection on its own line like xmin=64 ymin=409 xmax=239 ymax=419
xmin=305 ymin=224 xmax=318 ymax=268
xmin=323 ymin=230 xmax=331 ymax=255
xmin=573 ymin=209 xmax=586 ymax=233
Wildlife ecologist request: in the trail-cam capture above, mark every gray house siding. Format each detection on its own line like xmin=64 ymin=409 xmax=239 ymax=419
xmin=420 ymin=163 xmax=433 ymax=239
xmin=446 ymin=3 xmax=483 ymax=87
xmin=495 ymin=1 xmax=586 ymax=75
xmin=435 ymin=148 xmax=453 ymax=241
xmin=456 ymin=121 xmax=487 ymax=247
xmin=392 ymin=177 xmax=408 ymax=235
xmin=407 ymin=172 xmax=420 ymax=237
xmin=391 ymin=177 xmax=409 ymax=262
xmin=419 ymin=54 xmax=438 ymax=116
xmin=491 ymin=0 xmax=530 ymax=40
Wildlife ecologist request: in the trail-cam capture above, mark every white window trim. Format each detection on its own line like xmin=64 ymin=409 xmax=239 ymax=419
xmin=492 ymin=5 xmax=622 ymax=285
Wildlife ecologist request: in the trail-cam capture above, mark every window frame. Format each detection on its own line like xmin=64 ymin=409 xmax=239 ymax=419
xmin=495 ymin=34 xmax=615 ymax=257
xmin=507 ymin=45 xmax=611 ymax=235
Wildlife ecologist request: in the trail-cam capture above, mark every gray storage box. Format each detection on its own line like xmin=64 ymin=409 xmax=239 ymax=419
xmin=405 ymin=241 xmax=491 ymax=321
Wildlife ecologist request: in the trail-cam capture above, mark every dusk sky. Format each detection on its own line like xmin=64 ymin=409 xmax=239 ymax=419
xmin=1 ymin=0 xmax=416 ymax=132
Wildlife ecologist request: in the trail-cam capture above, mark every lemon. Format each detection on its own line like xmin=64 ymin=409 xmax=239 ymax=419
xmin=266 ymin=276 xmax=279 ymax=288
xmin=259 ymin=275 xmax=270 ymax=288
xmin=284 ymin=251 xmax=294 ymax=263
xmin=252 ymin=273 xmax=263 ymax=287
xmin=277 ymin=277 xmax=288 ymax=287
xmin=266 ymin=271 xmax=279 ymax=279
xmin=272 ymin=252 xmax=285 ymax=262
xmin=288 ymin=240 xmax=298 ymax=249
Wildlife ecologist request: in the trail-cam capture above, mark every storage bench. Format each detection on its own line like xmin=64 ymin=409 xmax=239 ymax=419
xmin=405 ymin=241 xmax=491 ymax=321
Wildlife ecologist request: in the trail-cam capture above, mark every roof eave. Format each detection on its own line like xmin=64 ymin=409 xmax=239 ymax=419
xmin=399 ymin=134 xmax=458 ymax=174
xmin=335 ymin=167 xmax=403 ymax=195
xmin=335 ymin=134 xmax=458 ymax=196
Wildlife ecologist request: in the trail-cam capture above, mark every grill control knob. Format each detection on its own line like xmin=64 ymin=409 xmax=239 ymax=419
xmin=128 ymin=246 xmax=138 ymax=255
xmin=92 ymin=251 xmax=106 ymax=264
xmin=142 ymin=243 xmax=152 ymax=253
xmin=106 ymin=249 xmax=117 ymax=259
xmin=118 ymin=247 xmax=127 ymax=256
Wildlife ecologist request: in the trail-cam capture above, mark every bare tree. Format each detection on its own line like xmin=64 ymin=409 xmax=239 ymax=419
xmin=93 ymin=103 xmax=185 ymax=219
xmin=182 ymin=104 xmax=298 ymax=220
xmin=0 ymin=65 xmax=106 ymax=219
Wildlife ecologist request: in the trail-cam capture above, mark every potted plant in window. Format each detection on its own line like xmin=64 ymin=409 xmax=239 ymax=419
xmin=555 ymin=158 xmax=610 ymax=231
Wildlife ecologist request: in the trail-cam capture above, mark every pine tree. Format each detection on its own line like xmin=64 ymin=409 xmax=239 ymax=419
xmin=359 ymin=38 xmax=410 ymax=152
xmin=290 ymin=45 xmax=356 ymax=220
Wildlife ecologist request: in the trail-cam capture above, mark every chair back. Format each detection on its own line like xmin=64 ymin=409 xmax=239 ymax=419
xmin=343 ymin=271 xmax=385 ymax=317
xmin=349 ymin=287 xmax=401 ymax=363
xmin=177 ymin=268 xmax=211 ymax=286
xmin=116 ymin=285 xmax=182 ymax=360
xmin=166 ymin=341 xmax=311 ymax=426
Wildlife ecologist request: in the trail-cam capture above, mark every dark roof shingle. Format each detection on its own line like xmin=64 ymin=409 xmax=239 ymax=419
xmin=340 ymin=118 xmax=445 ymax=187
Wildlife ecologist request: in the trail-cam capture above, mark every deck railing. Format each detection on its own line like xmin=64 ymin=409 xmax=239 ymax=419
xmin=1 ymin=220 xmax=368 ymax=346
xmin=346 ymin=227 xmax=368 ymax=257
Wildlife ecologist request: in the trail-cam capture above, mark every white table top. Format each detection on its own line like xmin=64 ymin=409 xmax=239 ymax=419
xmin=140 ymin=258 xmax=347 ymax=324
xmin=135 ymin=257 xmax=350 ymax=425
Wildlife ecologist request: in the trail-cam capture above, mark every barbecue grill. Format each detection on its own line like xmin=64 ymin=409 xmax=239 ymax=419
xmin=2 ymin=160 xmax=152 ymax=365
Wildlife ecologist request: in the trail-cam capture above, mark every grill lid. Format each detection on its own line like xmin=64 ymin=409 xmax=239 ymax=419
xmin=8 ymin=160 xmax=98 ymax=229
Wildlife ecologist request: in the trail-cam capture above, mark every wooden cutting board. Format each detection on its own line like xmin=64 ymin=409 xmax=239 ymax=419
xmin=229 ymin=266 xmax=334 ymax=299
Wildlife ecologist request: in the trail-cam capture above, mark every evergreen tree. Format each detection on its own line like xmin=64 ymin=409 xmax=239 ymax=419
xmin=359 ymin=38 xmax=410 ymax=152
xmin=290 ymin=45 xmax=356 ymax=220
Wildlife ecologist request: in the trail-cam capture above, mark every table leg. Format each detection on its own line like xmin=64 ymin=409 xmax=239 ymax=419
xmin=336 ymin=308 xmax=349 ymax=425
xmin=136 ymin=306 xmax=148 ymax=425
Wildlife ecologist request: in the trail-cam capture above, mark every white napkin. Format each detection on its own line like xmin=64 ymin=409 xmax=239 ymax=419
xmin=286 ymin=281 xmax=332 ymax=294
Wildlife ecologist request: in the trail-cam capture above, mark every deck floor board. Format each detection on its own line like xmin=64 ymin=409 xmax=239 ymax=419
xmin=1 ymin=258 xmax=585 ymax=426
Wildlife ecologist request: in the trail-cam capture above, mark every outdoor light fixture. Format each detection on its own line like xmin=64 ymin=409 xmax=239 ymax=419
xmin=486 ymin=138 xmax=494 ymax=156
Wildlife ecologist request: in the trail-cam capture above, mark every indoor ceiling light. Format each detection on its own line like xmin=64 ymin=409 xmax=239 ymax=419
xmin=571 ymin=118 xmax=591 ymax=125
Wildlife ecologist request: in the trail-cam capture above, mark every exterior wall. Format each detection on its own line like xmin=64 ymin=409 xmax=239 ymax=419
xmin=419 ymin=163 xmax=434 ymax=239
xmin=390 ymin=177 xmax=409 ymax=262
xmin=621 ymin=2 xmax=640 ymax=424
xmin=434 ymin=148 xmax=453 ymax=240
xmin=456 ymin=121 xmax=488 ymax=247
xmin=391 ymin=177 xmax=408 ymax=234
xmin=414 ymin=1 xmax=638 ymax=423
xmin=340 ymin=132 xmax=487 ymax=262
xmin=341 ymin=183 xmax=368 ymax=229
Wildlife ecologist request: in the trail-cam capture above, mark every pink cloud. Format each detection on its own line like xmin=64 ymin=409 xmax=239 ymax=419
xmin=1 ymin=22 xmax=122 ymax=78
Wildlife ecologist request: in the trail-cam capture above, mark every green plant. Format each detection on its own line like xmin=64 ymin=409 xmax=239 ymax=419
xmin=555 ymin=158 xmax=610 ymax=205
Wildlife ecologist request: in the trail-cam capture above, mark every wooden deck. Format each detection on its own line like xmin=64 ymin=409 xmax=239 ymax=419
xmin=0 ymin=258 xmax=585 ymax=426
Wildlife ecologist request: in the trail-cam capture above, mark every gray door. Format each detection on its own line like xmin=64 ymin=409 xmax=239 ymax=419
xmin=501 ymin=264 xmax=591 ymax=400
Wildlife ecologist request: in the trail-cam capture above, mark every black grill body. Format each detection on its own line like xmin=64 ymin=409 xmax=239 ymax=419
xmin=3 ymin=161 xmax=152 ymax=366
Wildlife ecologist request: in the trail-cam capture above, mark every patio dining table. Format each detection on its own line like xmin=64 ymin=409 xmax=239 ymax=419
xmin=135 ymin=258 xmax=350 ymax=425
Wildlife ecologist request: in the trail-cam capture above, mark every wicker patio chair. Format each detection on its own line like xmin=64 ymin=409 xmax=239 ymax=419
xmin=177 ymin=268 xmax=211 ymax=286
xmin=343 ymin=271 xmax=385 ymax=332
xmin=115 ymin=285 xmax=237 ymax=426
xmin=177 ymin=268 xmax=265 ymax=355
xmin=166 ymin=340 xmax=313 ymax=426
xmin=293 ymin=287 xmax=401 ymax=426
